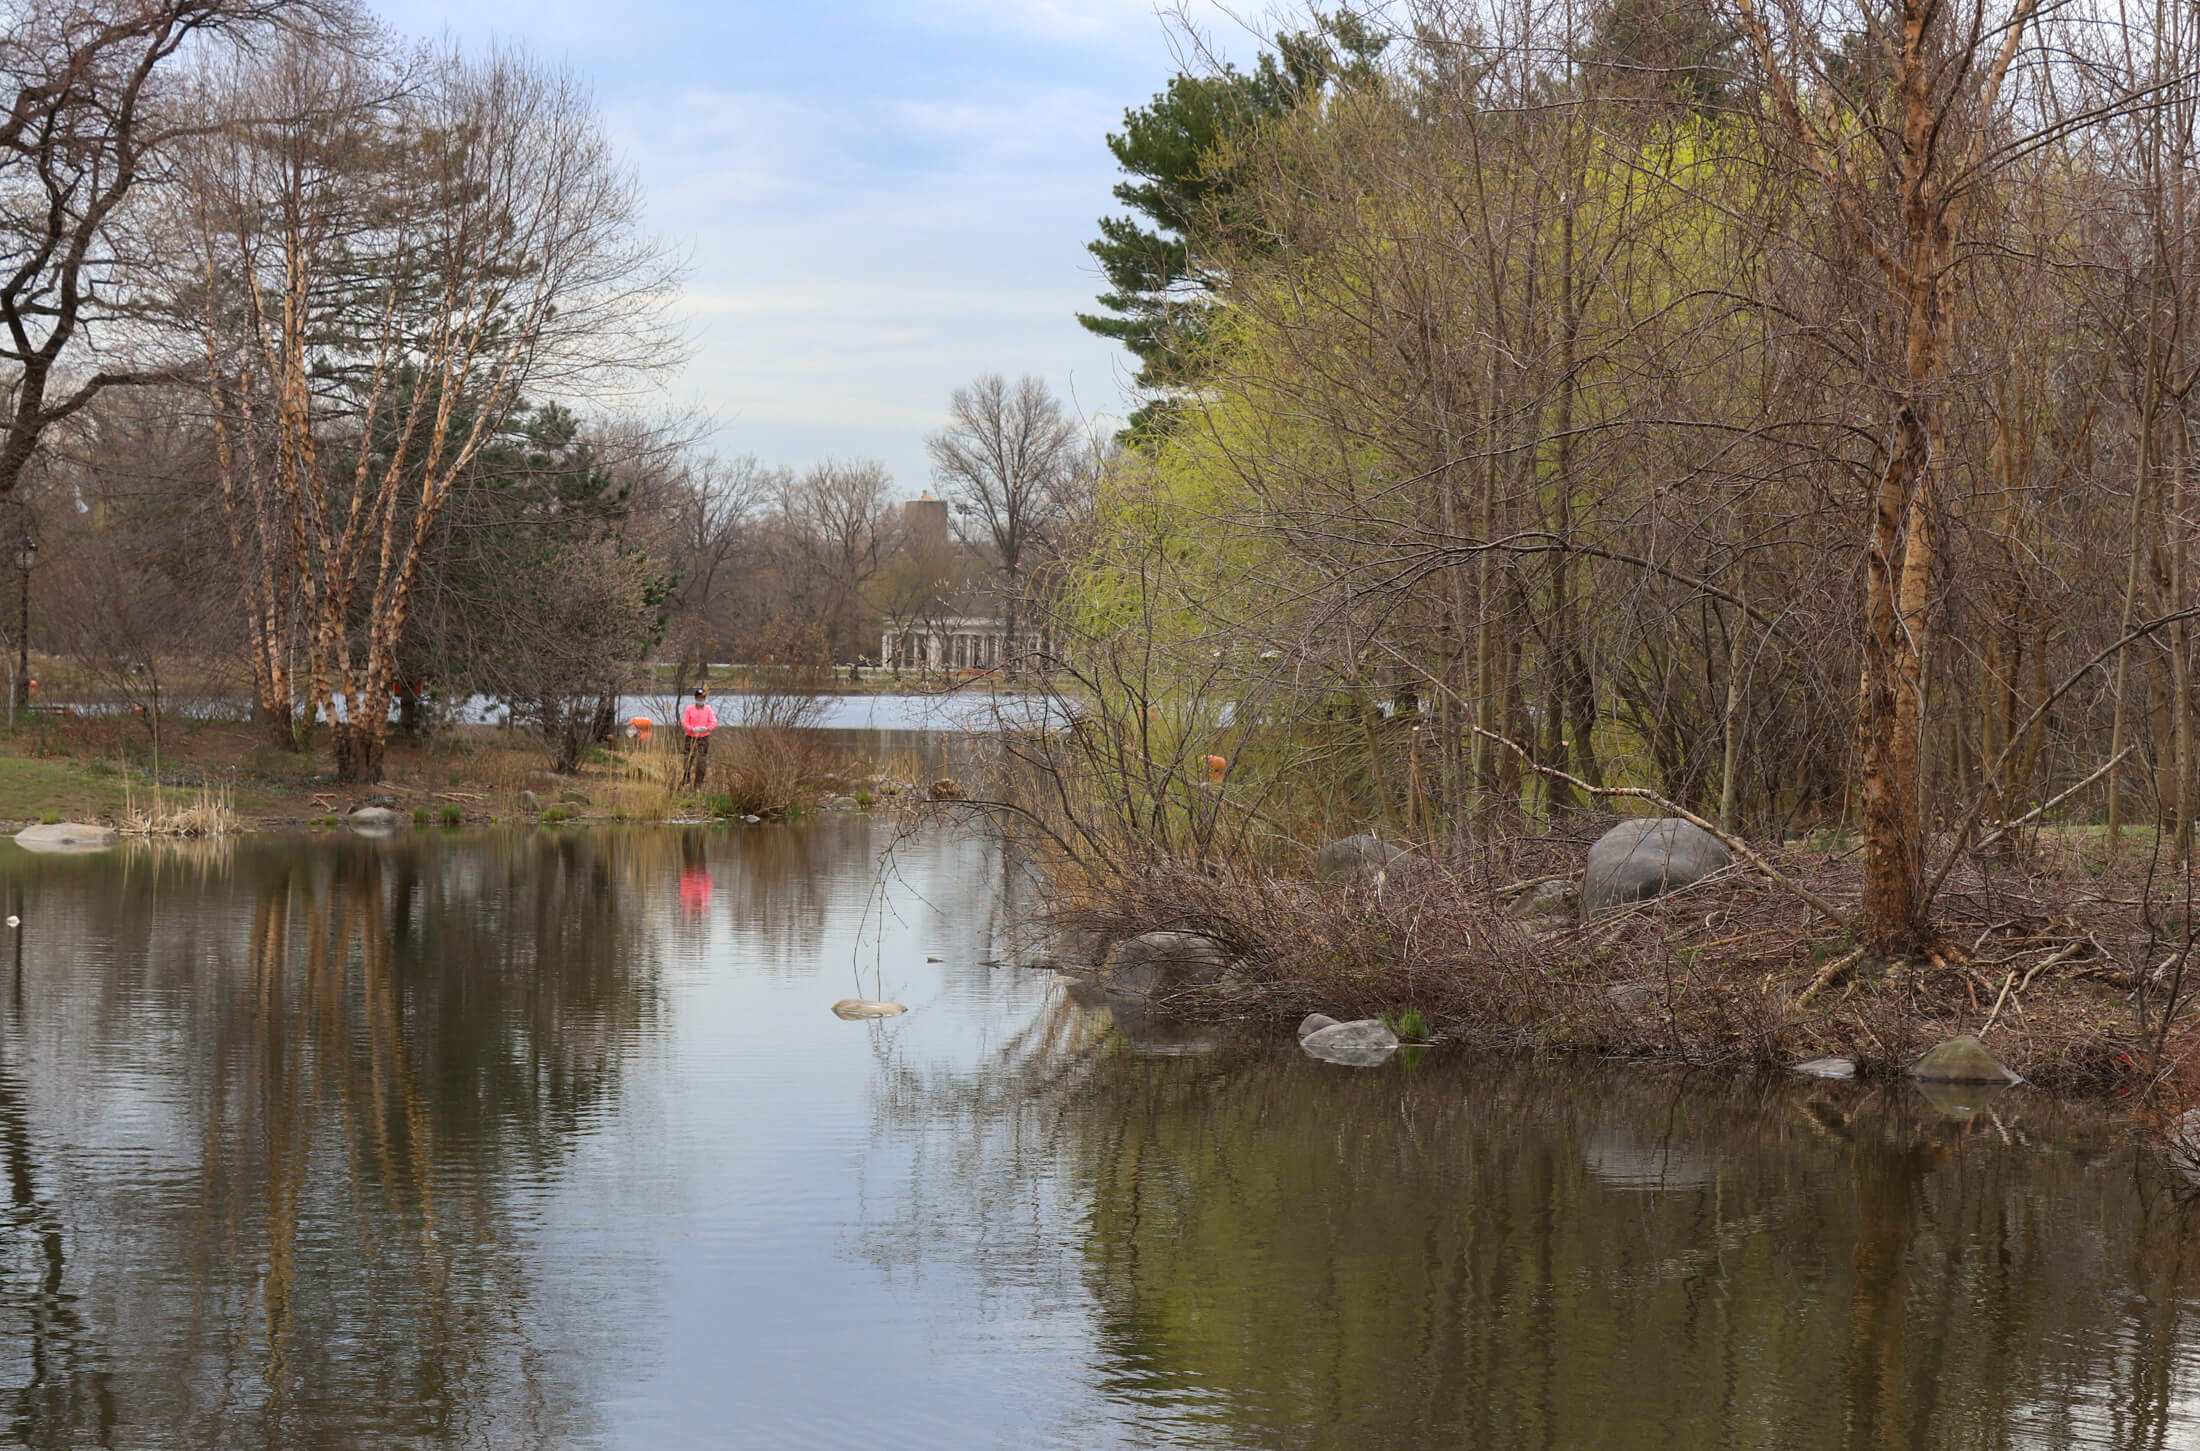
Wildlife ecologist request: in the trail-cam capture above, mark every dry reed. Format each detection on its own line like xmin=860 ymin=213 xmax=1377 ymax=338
xmin=119 ymin=781 xmax=238 ymax=837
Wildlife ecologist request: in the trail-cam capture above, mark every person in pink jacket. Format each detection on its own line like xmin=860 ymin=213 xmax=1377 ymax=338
xmin=680 ymin=688 xmax=719 ymax=790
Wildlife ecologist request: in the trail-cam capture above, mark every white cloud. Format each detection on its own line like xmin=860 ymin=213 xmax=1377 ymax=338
xmin=382 ymin=0 xmax=1193 ymax=482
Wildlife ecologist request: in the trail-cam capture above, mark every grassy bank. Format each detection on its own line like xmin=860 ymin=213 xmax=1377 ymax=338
xmin=0 ymin=713 xmax=919 ymax=831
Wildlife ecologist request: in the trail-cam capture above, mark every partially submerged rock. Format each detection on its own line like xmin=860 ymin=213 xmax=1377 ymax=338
xmin=1300 ymin=1018 xmax=1400 ymax=1067
xmin=1581 ymin=818 xmax=1733 ymax=914
xmin=1910 ymin=1034 xmax=2020 ymax=1084
xmin=349 ymin=806 xmax=403 ymax=832
xmin=1106 ymin=931 xmax=1232 ymax=1001
xmin=1315 ymin=834 xmax=1404 ymax=885
xmin=831 ymin=998 xmax=907 ymax=1019
xmin=1915 ymin=1079 xmax=2012 ymax=1119
xmin=1297 ymin=1012 xmax=1341 ymax=1040
xmin=14 ymin=821 xmax=117 ymax=853
xmin=1791 ymin=1056 xmax=1857 ymax=1079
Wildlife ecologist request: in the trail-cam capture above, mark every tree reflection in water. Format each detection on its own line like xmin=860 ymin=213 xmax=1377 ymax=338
xmin=0 ymin=832 xmax=663 ymax=1449
xmin=1 ymin=825 xmax=2198 ymax=1449
xmin=868 ymin=992 xmax=2200 ymax=1450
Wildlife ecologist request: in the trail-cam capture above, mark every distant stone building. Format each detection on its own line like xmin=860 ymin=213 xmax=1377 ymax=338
xmin=875 ymin=496 xmax=1028 ymax=672
xmin=882 ymin=606 xmax=1011 ymax=673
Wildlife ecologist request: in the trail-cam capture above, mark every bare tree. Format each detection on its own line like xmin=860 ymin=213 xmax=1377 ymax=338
xmin=1726 ymin=0 xmax=2059 ymax=953
xmin=623 ymin=446 xmax=773 ymax=692
xmin=770 ymin=458 xmax=888 ymax=662
xmin=926 ymin=373 xmax=1080 ymax=669
xmin=0 ymin=0 xmax=307 ymax=501
xmin=185 ymin=33 xmax=680 ymax=778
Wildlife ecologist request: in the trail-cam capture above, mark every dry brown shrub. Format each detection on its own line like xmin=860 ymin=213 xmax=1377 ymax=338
xmin=1029 ymin=823 xmax=2193 ymax=1095
xmin=706 ymin=727 xmax=866 ymax=817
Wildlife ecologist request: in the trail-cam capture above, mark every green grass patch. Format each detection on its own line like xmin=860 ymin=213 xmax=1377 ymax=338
xmin=1382 ymin=1007 xmax=1432 ymax=1043
xmin=0 ymin=757 xmax=134 ymax=823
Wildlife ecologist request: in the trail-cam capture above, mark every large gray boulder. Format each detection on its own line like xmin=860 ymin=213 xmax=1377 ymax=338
xmin=1315 ymin=834 xmax=1404 ymax=885
xmin=1297 ymin=1012 xmax=1342 ymax=1040
xmin=1299 ymin=1018 xmax=1400 ymax=1066
xmin=349 ymin=806 xmax=403 ymax=833
xmin=1910 ymin=1034 xmax=2020 ymax=1084
xmin=1581 ymin=818 xmax=1733 ymax=913
xmin=13 ymin=821 xmax=116 ymax=853
xmin=1106 ymin=931 xmax=1232 ymax=1001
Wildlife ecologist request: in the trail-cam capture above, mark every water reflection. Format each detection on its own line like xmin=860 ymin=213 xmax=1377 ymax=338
xmin=0 ymin=832 xmax=665 ymax=1448
xmin=875 ymin=999 xmax=2200 ymax=1450
xmin=4 ymin=825 xmax=2200 ymax=1449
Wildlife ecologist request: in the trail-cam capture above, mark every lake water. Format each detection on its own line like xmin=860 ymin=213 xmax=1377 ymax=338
xmin=2 ymin=821 xmax=2199 ymax=1449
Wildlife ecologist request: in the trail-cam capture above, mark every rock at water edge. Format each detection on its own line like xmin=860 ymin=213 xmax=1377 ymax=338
xmin=831 ymin=999 xmax=908 ymax=1019
xmin=1791 ymin=1056 xmax=1857 ymax=1079
xmin=13 ymin=822 xmax=117 ymax=852
xmin=1300 ymin=1018 xmax=1401 ymax=1066
xmin=1915 ymin=1079 xmax=2013 ymax=1119
xmin=1581 ymin=819 xmax=1733 ymax=914
xmin=1909 ymin=1034 xmax=2020 ymax=1084
xmin=1106 ymin=931 xmax=1232 ymax=1001
xmin=1302 ymin=1019 xmax=1399 ymax=1050
xmin=1297 ymin=1012 xmax=1341 ymax=1041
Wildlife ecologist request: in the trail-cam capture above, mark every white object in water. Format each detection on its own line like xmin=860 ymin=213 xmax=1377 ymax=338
xmin=831 ymin=998 xmax=907 ymax=1019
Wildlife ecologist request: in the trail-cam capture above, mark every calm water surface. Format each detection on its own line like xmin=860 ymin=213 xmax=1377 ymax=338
xmin=1 ymin=822 xmax=2198 ymax=1449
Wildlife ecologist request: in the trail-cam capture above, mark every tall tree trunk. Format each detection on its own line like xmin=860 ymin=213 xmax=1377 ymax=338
xmin=1858 ymin=407 xmax=1936 ymax=956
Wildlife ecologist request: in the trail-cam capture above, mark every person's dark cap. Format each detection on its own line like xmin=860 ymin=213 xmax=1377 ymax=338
xmin=693 ymin=689 xmax=706 ymax=698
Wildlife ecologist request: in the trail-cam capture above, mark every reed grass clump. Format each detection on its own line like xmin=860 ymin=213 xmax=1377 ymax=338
xmin=119 ymin=781 xmax=237 ymax=837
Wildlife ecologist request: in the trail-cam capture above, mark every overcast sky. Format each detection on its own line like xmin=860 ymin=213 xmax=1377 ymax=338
xmin=371 ymin=0 xmax=1255 ymax=493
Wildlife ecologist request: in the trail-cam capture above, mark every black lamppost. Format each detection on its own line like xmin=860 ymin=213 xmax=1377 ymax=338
xmin=14 ymin=536 xmax=33 ymax=713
